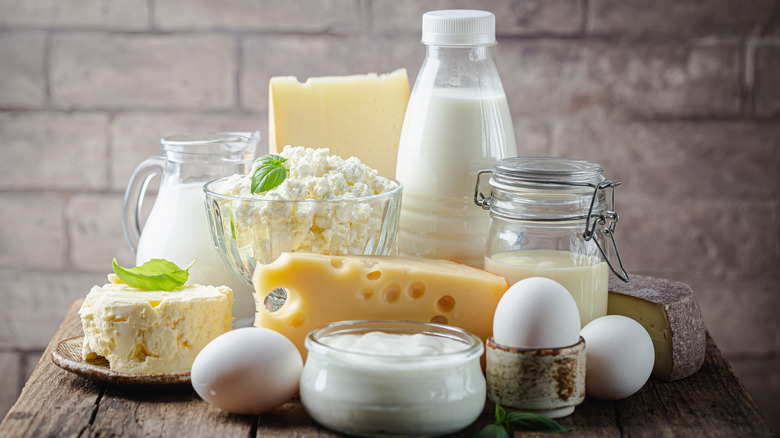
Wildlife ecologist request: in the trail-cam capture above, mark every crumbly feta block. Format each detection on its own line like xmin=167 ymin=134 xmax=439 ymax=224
xmin=216 ymin=146 xmax=399 ymax=260
xmin=79 ymin=280 xmax=233 ymax=374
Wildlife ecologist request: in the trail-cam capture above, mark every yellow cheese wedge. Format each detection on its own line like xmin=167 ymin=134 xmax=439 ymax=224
xmin=268 ymin=69 xmax=410 ymax=179
xmin=253 ymin=252 xmax=509 ymax=360
xmin=608 ymin=275 xmax=706 ymax=381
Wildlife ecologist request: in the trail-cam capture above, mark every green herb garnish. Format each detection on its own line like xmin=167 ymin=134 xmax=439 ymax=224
xmin=251 ymin=154 xmax=288 ymax=193
xmin=112 ymin=258 xmax=195 ymax=291
xmin=475 ymin=404 xmax=571 ymax=437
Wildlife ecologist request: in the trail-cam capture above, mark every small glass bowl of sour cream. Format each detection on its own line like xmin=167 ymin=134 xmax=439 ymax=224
xmin=300 ymin=320 xmax=486 ymax=437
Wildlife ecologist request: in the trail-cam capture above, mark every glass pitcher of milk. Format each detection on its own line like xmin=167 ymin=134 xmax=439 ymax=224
xmin=396 ymin=9 xmax=516 ymax=269
xmin=122 ymin=131 xmax=259 ymax=327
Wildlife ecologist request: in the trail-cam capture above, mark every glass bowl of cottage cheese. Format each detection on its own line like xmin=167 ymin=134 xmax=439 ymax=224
xmin=203 ymin=146 xmax=402 ymax=287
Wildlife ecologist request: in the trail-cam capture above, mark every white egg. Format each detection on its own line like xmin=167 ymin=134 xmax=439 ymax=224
xmin=492 ymin=277 xmax=581 ymax=348
xmin=191 ymin=327 xmax=303 ymax=414
xmin=580 ymin=315 xmax=655 ymax=400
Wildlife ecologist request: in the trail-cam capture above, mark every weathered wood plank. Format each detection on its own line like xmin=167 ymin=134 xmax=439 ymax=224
xmin=614 ymin=335 xmax=773 ymax=438
xmin=0 ymin=300 xmax=100 ymax=438
xmin=84 ymin=385 xmax=254 ymax=437
xmin=1 ymin=301 xmax=774 ymax=438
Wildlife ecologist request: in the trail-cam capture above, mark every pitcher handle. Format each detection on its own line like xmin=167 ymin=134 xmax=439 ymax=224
xmin=122 ymin=157 xmax=164 ymax=254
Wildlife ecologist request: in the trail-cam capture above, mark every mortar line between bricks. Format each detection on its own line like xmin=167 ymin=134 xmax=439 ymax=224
xmin=581 ymin=0 xmax=590 ymax=35
xmin=235 ymin=34 xmax=243 ymax=110
xmin=43 ymin=33 xmax=52 ymax=106
xmin=1 ymin=108 xmax=774 ymax=123
xmin=15 ymin=353 xmax=25 ymax=402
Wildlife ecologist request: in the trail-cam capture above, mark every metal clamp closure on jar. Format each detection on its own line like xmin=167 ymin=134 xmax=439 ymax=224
xmin=474 ymin=157 xmax=629 ymax=282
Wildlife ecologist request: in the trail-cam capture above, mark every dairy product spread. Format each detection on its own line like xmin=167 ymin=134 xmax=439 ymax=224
xmin=79 ymin=276 xmax=233 ymax=373
xmin=300 ymin=321 xmax=485 ymax=436
xmin=216 ymin=146 xmax=399 ymax=257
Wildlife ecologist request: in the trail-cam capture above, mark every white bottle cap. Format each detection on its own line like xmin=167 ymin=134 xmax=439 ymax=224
xmin=421 ymin=9 xmax=496 ymax=46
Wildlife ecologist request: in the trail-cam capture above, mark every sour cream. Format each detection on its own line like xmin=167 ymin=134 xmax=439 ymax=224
xmin=300 ymin=320 xmax=486 ymax=437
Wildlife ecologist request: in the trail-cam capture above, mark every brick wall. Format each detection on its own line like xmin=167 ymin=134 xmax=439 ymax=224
xmin=1 ymin=0 xmax=778 ymax=431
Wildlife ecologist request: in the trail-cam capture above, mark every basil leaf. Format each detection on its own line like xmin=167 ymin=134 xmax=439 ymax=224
xmin=506 ymin=411 xmax=572 ymax=433
xmin=473 ymin=424 xmax=511 ymax=438
xmin=112 ymin=258 xmax=195 ymax=291
xmin=495 ymin=403 xmax=508 ymax=425
xmin=251 ymin=154 xmax=288 ymax=193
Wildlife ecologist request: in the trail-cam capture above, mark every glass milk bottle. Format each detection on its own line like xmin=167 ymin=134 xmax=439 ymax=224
xmin=122 ymin=132 xmax=259 ymax=327
xmin=475 ymin=157 xmax=629 ymax=326
xmin=396 ymin=9 xmax=516 ymax=269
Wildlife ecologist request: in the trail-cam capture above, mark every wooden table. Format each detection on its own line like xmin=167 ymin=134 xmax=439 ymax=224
xmin=0 ymin=300 xmax=773 ymax=437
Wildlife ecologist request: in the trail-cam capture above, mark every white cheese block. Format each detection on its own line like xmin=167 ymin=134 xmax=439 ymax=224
xmin=79 ymin=279 xmax=233 ymax=374
xmin=608 ymin=275 xmax=705 ymax=381
xmin=268 ymin=69 xmax=410 ymax=179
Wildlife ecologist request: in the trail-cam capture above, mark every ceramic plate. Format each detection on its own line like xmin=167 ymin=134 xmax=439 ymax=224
xmin=51 ymin=336 xmax=191 ymax=386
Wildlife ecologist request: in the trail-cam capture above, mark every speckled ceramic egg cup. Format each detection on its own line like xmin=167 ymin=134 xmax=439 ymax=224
xmin=486 ymin=336 xmax=586 ymax=419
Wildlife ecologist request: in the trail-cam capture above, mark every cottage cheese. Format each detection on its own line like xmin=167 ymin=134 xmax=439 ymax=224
xmin=215 ymin=146 xmax=400 ymax=262
xmin=79 ymin=276 xmax=233 ymax=373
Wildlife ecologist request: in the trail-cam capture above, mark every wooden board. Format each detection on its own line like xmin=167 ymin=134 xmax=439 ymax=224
xmin=0 ymin=300 xmax=773 ymax=437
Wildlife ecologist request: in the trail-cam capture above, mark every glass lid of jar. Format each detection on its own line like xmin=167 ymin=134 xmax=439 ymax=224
xmin=491 ymin=157 xmax=605 ymax=187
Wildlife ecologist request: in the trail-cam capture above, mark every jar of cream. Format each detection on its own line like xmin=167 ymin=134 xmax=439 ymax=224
xmin=300 ymin=320 xmax=486 ymax=437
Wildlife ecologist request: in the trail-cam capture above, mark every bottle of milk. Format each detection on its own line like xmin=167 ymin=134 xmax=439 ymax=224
xmin=396 ymin=9 xmax=516 ymax=268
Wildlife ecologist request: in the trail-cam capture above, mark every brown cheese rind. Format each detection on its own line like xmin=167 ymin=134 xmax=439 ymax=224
xmin=608 ymin=275 xmax=706 ymax=381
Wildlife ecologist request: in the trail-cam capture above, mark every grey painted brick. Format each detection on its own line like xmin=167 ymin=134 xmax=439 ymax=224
xmin=0 ymin=193 xmax=66 ymax=270
xmin=727 ymin=356 xmax=780 ymax=433
xmin=372 ymin=0 xmax=583 ymax=36
xmin=690 ymin=279 xmax=780 ymax=355
xmin=51 ymin=33 xmax=236 ymax=110
xmin=514 ymin=119 xmax=554 ymax=156
xmin=753 ymin=42 xmax=780 ymax=116
xmin=155 ymin=0 xmax=363 ymax=33
xmin=372 ymin=34 xmax=427 ymax=82
xmin=615 ymin=199 xmax=779 ymax=281
xmin=589 ymin=0 xmax=778 ymax=37
xmin=23 ymin=352 xmax=43 ymax=383
xmin=554 ymin=121 xmax=780 ymax=200
xmin=0 ymin=352 xmax=21 ymax=419
xmin=498 ymin=40 xmax=741 ymax=118
xmin=0 ymin=270 xmax=102 ymax=349
xmin=68 ymin=194 xmax=135 ymax=272
xmin=242 ymin=35 xmax=393 ymax=111
xmin=0 ymin=112 xmax=108 ymax=190
xmin=0 ymin=0 xmax=148 ymax=30
xmin=111 ymin=112 xmax=263 ymax=190
xmin=0 ymin=33 xmax=46 ymax=108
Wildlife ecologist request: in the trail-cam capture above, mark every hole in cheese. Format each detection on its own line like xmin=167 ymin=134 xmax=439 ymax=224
xmin=431 ymin=315 xmax=448 ymax=325
xmin=407 ymin=281 xmax=426 ymax=299
xmin=330 ymin=259 xmax=344 ymax=269
xmin=367 ymin=270 xmax=382 ymax=281
xmin=288 ymin=313 xmax=305 ymax=328
xmin=382 ymin=283 xmax=401 ymax=303
xmin=264 ymin=288 xmax=288 ymax=313
xmin=436 ymin=295 xmax=456 ymax=313
xmin=359 ymin=289 xmax=374 ymax=300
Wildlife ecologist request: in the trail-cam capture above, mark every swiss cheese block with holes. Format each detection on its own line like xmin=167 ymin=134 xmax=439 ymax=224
xmin=252 ymin=252 xmax=509 ymax=360
xmin=268 ymin=69 xmax=410 ymax=179
xmin=608 ymin=275 xmax=706 ymax=381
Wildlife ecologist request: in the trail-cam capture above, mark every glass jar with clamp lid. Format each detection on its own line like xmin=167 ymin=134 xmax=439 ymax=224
xmin=474 ymin=157 xmax=628 ymax=326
